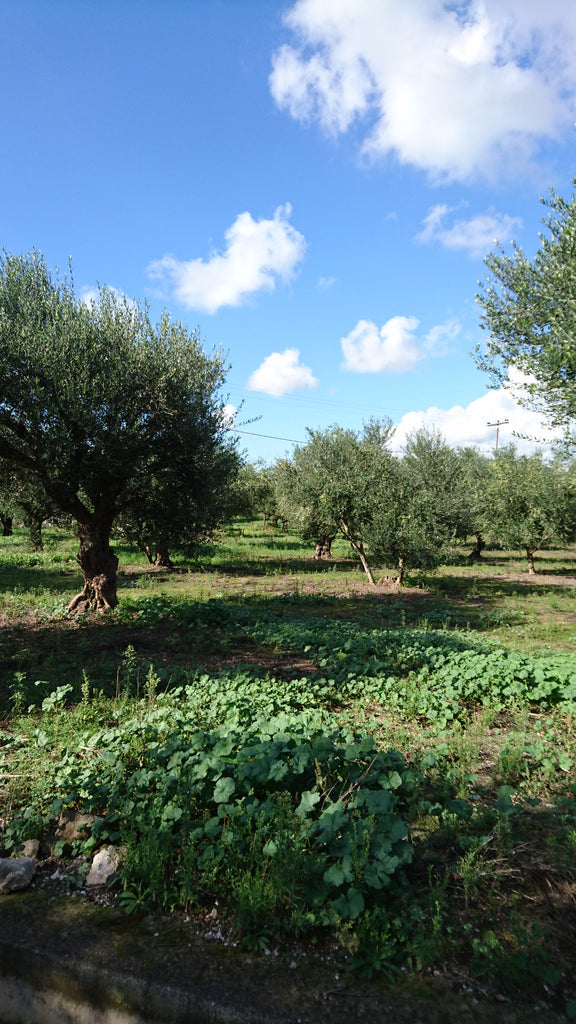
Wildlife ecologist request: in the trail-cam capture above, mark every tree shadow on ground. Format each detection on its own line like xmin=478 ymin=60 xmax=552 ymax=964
xmin=0 ymin=563 xmax=80 ymax=596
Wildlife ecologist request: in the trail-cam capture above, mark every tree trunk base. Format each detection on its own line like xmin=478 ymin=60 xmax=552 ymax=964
xmin=394 ymin=557 xmax=405 ymax=588
xmin=1 ymin=515 xmax=13 ymax=537
xmin=68 ymin=518 xmax=119 ymax=615
xmin=154 ymin=547 xmax=174 ymax=569
xmin=313 ymin=536 xmax=334 ymax=560
xmin=68 ymin=573 xmax=119 ymax=614
xmin=469 ymin=533 xmax=485 ymax=562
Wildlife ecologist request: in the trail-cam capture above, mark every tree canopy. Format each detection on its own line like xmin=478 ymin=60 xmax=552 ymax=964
xmin=476 ymin=184 xmax=576 ymax=449
xmin=477 ymin=446 xmax=574 ymax=573
xmin=369 ymin=428 xmax=469 ymax=584
xmin=0 ymin=250 xmax=239 ymax=610
xmin=275 ymin=420 xmax=394 ymax=584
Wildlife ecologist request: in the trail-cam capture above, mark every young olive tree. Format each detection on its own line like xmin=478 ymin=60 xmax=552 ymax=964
xmin=479 ymin=446 xmax=572 ymax=573
xmin=476 ymin=184 xmax=576 ymax=450
xmin=0 ymin=251 xmax=238 ymax=610
xmin=455 ymin=446 xmax=492 ymax=559
xmin=365 ymin=428 xmax=465 ymax=586
xmin=273 ymin=455 xmax=336 ymax=559
xmin=276 ymin=420 xmax=395 ymax=584
xmin=232 ymin=460 xmax=281 ymax=527
xmin=403 ymin=428 xmax=472 ymax=539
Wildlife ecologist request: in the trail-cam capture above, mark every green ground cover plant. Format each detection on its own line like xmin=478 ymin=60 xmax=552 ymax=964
xmin=1 ymin=522 xmax=576 ymax=1017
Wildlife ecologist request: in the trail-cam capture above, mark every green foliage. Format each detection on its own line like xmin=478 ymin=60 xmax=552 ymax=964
xmin=275 ymin=424 xmax=495 ymax=583
xmin=0 ymin=460 xmax=57 ymax=550
xmin=273 ymin=419 xmax=395 ymax=582
xmin=232 ymin=461 xmax=279 ymax=524
xmin=476 ymin=182 xmax=576 ymax=449
xmin=469 ymin=924 xmax=563 ymax=995
xmin=242 ymin=610 xmax=576 ymax=726
xmin=8 ymin=700 xmax=421 ymax=938
xmin=478 ymin=446 xmax=574 ymax=568
xmin=366 ymin=428 xmax=470 ymax=581
xmin=0 ymin=250 xmax=238 ymax=605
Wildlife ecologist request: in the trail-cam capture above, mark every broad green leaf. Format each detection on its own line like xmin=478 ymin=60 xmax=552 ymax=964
xmin=333 ymin=886 xmax=365 ymax=920
xmin=296 ymin=789 xmax=321 ymax=816
xmin=213 ymin=777 xmax=236 ymax=803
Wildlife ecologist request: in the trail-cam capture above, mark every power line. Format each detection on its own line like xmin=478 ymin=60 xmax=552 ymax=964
xmin=229 ymin=428 xmax=304 ymax=444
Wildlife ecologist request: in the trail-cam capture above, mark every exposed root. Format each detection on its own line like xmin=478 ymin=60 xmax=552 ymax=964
xmin=67 ymin=575 xmax=118 ymax=615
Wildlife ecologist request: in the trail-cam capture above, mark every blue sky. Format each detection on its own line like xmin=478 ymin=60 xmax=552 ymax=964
xmin=2 ymin=0 xmax=576 ymax=463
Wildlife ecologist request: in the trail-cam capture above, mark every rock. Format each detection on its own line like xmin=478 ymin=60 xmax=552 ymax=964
xmin=86 ymin=846 xmax=123 ymax=887
xmin=0 ymin=857 xmax=37 ymax=893
xmin=19 ymin=839 xmax=40 ymax=858
xmin=56 ymin=811 xmax=95 ymax=844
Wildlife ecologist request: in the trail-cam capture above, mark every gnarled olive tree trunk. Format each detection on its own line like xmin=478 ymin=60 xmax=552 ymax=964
xmin=27 ymin=517 xmax=44 ymax=551
xmin=0 ymin=513 xmax=13 ymax=537
xmin=395 ymin=556 xmax=405 ymax=588
xmin=469 ymin=532 xmax=485 ymax=561
xmin=154 ymin=545 xmax=174 ymax=568
xmin=68 ymin=514 xmax=119 ymax=613
xmin=313 ymin=535 xmax=335 ymax=560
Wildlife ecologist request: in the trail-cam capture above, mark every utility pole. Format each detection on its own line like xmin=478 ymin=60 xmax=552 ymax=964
xmin=487 ymin=419 xmax=509 ymax=452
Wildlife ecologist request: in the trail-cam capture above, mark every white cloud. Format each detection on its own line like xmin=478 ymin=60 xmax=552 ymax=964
xmin=393 ymin=371 xmax=560 ymax=455
xmin=423 ymin=319 xmax=462 ymax=357
xmin=317 ymin=275 xmax=336 ymax=290
xmin=147 ymin=204 xmax=306 ymax=314
xmin=79 ymin=287 xmax=100 ymax=306
xmin=247 ymin=348 xmax=318 ymax=397
xmin=416 ymin=204 xmax=523 ymax=257
xmin=340 ymin=316 xmax=460 ymax=373
xmin=79 ymin=285 xmax=138 ymax=311
xmin=270 ymin=0 xmax=576 ymax=182
xmin=220 ymin=404 xmax=237 ymax=428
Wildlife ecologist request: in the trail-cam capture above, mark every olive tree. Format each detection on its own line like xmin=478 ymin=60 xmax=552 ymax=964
xmin=0 ymin=251 xmax=237 ymax=611
xmin=232 ymin=460 xmax=280 ymax=526
xmin=366 ymin=428 xmax=465 ymax=586
xmin=476 ymin=184 xmax=576 ymax=449
xmin=455 ymin=446 xmax=492 ymax=560
xmin=275 ymin=420 xmax=395 ymax=584
xmin=479 ymin=446 xmax=572 ymax=573
xmin=113 ymin=405 xmax=239 ymax=568
xmin=0 ymin=460 xmax=57 ymax=550
xmin=274 ymin=455 xmax=337 ymax=559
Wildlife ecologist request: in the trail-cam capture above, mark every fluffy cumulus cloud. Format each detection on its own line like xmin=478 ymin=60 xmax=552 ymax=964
xmin=416 ymin=205 xmax=523 ymax=258
xmin=247 ymin=348 xmax=318 ymax=397
xmin=341 ymin=316 xmax=460 ymax=373
xmin=79 ymin=285 xmax=136 ymax=309
xmin=393 ymin=370 xmax=560 ymax=455
xmin=148 ymin=205 xmax=306 ymax=314
xmin=270 ymin=0 xmax=576 ymax=181
xmin=220 ymin=404 xmax=238 ymax=428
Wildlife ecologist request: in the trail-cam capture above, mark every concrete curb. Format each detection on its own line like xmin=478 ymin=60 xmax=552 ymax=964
xmin=0 ymin=889 xmax=568 ymax=1024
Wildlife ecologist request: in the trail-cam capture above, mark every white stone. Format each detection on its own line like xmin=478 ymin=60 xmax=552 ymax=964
xmin=86 ymin=846 xmax=123 ymax=887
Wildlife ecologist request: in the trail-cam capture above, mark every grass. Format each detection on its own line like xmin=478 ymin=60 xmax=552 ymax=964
xmin=1 ymin=522 xmax=576 ymax=1019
